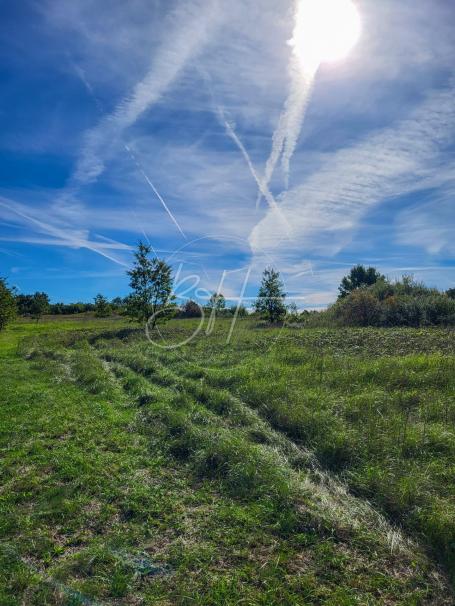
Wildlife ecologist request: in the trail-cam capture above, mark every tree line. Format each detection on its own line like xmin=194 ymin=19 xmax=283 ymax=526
xmin=1 ymin=244 xmax=455 ymax=331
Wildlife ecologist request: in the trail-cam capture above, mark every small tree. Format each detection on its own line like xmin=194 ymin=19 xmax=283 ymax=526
xmin=16 ymin=294 xmax=33 ymax=316
xmin=126 ymin=242 xmax=174 ymax=328
xmin=254 ymin=267 xmax=286 ymax=324
xmin=29 ymin=292 xmax=50 ymax=321
xmin=94 ymin=294 xmax=110 ymax=317
xmin=446 ymin=288 xmax=455 ymax=300
xmin=207 ymin=292 xmax=226 ymax=311
xmin=111 ymin=297 xmax=126 ymax=311
xmin=180 ymin=300 xmax=202 ymax=318
xmin=229 ymin=304 xmax=248 ymax=317
xmin=286 ymin=302 xmax=300 ymax=323
xmin=338 ymin=265 xmax=385 ymax=299
xmin=0 ymin=278 xmax=17 ymax=331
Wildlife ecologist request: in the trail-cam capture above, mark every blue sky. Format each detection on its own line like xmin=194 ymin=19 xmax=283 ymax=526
xmin=0 ymin=0 xmax=454 ymax=308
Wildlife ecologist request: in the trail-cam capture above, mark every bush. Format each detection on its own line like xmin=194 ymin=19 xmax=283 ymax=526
xmin=180 ymin=300 xmax=202 ymax=318
xmin=381 ymin=296 xmax=424 ymax=327
xmin=0 ymin=278 xmax=17 ymax=330
xmin=422 ymin=295 xmax=455 ymax=326
xmin=319 ymin=276 xmax=455 ymax=328
xmin=334 ymin=290 xmax=381 ymax=327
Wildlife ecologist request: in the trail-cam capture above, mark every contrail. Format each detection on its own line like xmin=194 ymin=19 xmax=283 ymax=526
xmin=124 ymin=144 xmax=187 ymax=240
xmin=201 ymin=70 xmax=290 ymax=226
xmin=71 ymin=63 xmax=163 ymax=246
xmin=71 ymin=0 xmax=222 ymax=187
xmin=217 ymin=108 xmax=292 ymax=238
xmin=131 ymin=209 xmax=158 ymax=255
xmin=281 ymin=61 xmax=315 ymax=188
xmin=0 ymin=197 xmax=130 ymax=267
xmin=257 ymin=2 xmax=317 ymax=207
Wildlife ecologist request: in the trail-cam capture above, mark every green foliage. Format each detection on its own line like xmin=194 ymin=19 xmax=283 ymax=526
xmin=94 ymin=293 xmax=111 ymax=318
xmin=335 ymin=290 xmax=383 ymax=327
xmin=285 ymin=302 xmax=301 ymax=323
xmin=230 ymin=304 xmax=248 ymax=317
xmin=207 ymin=292 xmax=226 ymax=311
xmin=110 ymin=296 xmax=126 ymax=313
xmin=180 ymin=299 xmax=202 ymax=318
xmin=0 ymin=278 xmax=16 ymax=331
xmin=31 ymin=292 xmax=50 ymax=320
xmin=125 ymin=242 xmax=175 ymax=327
xmin=49 ymin=301 xmax=95 ymax=315
xmin=447 ymin=288 xmax=455 ymax=300
xmin=254 ymin=267 xmax=287 ymax=324
xmin=17 ymin=291 xmax=50 ymax=321
xmin=338 ymin=265 xmax=385 ymax=299
xmin=321 ymin=276 xmax=455 ymax=328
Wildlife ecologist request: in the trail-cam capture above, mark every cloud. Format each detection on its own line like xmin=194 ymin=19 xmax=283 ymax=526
xmin=249 ymin=83 xmax=455 ymax=258
xmin=70 ymin=0 xmax=222 ymax=187
xmin=0 ymin=196 xmax=131 ymax=266
xmin=396 ymin=194 xmax=455 ymax=256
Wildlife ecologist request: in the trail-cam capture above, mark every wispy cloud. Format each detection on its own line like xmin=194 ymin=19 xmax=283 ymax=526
xmin=124 ymin=144 xmax=187 ymax=240
xmin=70 ymin=0 xmax=222 ymax=188
xmin=2 ymin=0 xmax=455 ymax=302
xmin=396 ymin=193 xmax=455 ymax=256
xmin=0 ymin=197 xmax=131 ymax=266
xmin=216 ymin=107 xmax=291 ymax=238
xmin=250 ymin=83 xmax=455 ymax=258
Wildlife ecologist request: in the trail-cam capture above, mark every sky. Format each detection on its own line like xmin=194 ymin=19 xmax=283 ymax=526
xmin=0 ymin=0 xmax=454 ymax=308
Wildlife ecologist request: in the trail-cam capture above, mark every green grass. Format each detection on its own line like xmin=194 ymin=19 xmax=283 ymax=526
xmin=0 ymin=317 xmax=454 ymax=604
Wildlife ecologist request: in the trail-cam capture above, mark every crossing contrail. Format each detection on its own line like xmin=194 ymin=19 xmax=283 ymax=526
xmin=217 ymin=108 xmax=292 ymax=238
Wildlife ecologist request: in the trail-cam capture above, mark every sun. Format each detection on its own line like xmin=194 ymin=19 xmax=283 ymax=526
xmin=290 ymin=0 xmax=361 ymax=73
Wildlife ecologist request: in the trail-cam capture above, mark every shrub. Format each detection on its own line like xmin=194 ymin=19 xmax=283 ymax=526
xmin=94 ymin=294 xmax=111 ymax=317
xmin=0 ymin=278 xmax=17 ymax=330
xmin=318 ymin=276 xmax=455 ymax=328
xmin=180 ymin=300 xmax=202 ymax=318
xmin=16 ymin=292 xmax=50 ymax=320
xmin=422 ymin=295 xmax=455 ymax=326
xmin=334 ymin=290 xmax=381 ymax=327
xmin=381 ymin=296 xmax=424 ymax=327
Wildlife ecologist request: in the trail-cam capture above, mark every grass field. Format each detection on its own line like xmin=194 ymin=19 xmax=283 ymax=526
xmin=1 ymin=317 xmax=454 ymax=605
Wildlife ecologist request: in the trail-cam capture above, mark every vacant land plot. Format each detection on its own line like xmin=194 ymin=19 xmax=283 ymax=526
xmin=1 ymin=318 xmax=454 ymax=604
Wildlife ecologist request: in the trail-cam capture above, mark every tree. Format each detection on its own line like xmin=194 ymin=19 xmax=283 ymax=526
xmin=286 ymin=302 xmax=300 ymax=322
xmin=254 ymin=267 xmax=286 ymax=324
xmin=446 ymin=288 xmax=455 ymax=300
xmin=207 ymin=292 xmax=226 ymax=311
xmin=125 ymin=242 xmax=175 ymax=328
xmin=180 ymin=300 xmax=202 ymax=318
xmin=94 ymin=294 xmax=110 ymax=317
xmin=229 ymin=304 xmax=248 ymax=317
xmin=0 ymin=278 xmax=17 ymax=331
xmin=111 ymin=297 xmax=126 ymax=311
xmin=338 ymin=265 xmax=385 ymax=299
xmin=29 ymin=292 xmax=50 ymax=321
xmin=16 ymin=295 xmax=30 ymax=316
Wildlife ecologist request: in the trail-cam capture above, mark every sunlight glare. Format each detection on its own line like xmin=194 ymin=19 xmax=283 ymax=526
xmin=291 ymin=0 xmax=361 ymax=73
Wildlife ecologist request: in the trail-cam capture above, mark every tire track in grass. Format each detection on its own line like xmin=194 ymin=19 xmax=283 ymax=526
xmin=31 ymin=333 xmax=451 ymax=603
xmin=99 ymin=347 xmax=427 ymax=562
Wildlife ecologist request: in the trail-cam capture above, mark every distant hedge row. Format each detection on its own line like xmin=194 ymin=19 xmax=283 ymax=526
xmin=310 ymin=277 xmax=455 ymax=327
